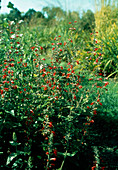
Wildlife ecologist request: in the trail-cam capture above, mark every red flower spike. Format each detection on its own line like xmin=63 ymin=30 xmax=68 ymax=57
xmin=90 ymin=102 xmax=94 ymax=105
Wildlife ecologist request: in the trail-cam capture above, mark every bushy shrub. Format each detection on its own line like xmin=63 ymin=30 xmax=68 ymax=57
xmin=0 ymin=18 xmax=117 ymax=170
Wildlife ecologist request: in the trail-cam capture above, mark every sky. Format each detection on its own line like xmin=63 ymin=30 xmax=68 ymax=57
xmin=0 ymin=0 xmax=96 ymax=14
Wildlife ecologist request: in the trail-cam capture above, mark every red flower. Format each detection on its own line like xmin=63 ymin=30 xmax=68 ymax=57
xmin=64 ymin=42 xmax=66 ymax=45
xmin=73 ymin=95 xmax=76 ymax=100
xmin=1 ymin=90 xmax=3 ymax=95
xmin=44 ymin=87 xmax=47 ymax=91
xmin=76 ymin=60 xmax=79 ymax=64
xmin=10 ymin=63 xmax=14 ymax=67
xmin=90 ymin=120 xmax=94 ymax=123
xmin=93 ymin=110 xmax=97 ymax=115
xmin=51 ymin=131 xmax=56 ymax=136
xmin=42 ymin=74 xmax=45 ymax=77
xmin=42 ymin=58 xmax=45 ymax=60
xmin=49 ymin=122 xmax=53 ymax=128
xmin=52 ymin=47 xmax=55 ymax=50
xmin=52 ymin=86 xmax=55 ymax=89
xmin=53 ymin=72 xmax=56 ymax=76
xmin=31 ymin=46 xmax=35 ymax=50
xmin=71 ymin=70 xmax=75 ymax=73
xmin=50 ymin=158 xmax=56 ymax=161
xmin=24 ymin=88 xmax=26 ymax=91
xmin=53 ymin=149 xmax=57 ymax=156
xmin=90 ymin=102 xmax=94 ymax=105
xmin=40 ymin=46 xmax=43 ymax=50
xmin=91 ymin=166 xmax=96 ymax=170
xmin=8 ymin=70 xmax=11 ymax=74
xmin=49 ymin=83 xmax=51 ymax=87
xmin=87 ymin=106 xmax=90 ymax=109
xmin=4 ymin=88 xmax=9 ymax=91
xmin=79 ymin=85 xmax=82 ymax=89
xmin=99 ymin=102 xmax=102 ymax=105
xmin=104 ymin=82 xmax=109 ymax=86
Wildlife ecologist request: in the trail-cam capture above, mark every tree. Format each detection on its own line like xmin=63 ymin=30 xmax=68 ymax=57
xmin=42 ymin=6 xmax=65 ymax=21
xmin=80 ymin=10 xmax=95 ymax=31
xmin=24 ymin=9 xmax=36 ymax=20
xmin=7 ymin=8 xmax=21 ymax=21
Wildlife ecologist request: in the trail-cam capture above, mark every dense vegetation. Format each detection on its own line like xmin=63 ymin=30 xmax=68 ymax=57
xmin=0 ymin=1 xmax=118 ymax=169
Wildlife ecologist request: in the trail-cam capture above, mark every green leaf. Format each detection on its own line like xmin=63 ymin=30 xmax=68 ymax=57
xmin=13 ymin=132 xmax=17 ymax=142
xmin=7 ymin=2 xmax=14 ymax=9
xmin=10 ymin=110 xmax=15 ymax=116
xmin=37 ymin=156 xmax=42 ymax=159
xmin=6 ymin=153 xmax=17 ymax=165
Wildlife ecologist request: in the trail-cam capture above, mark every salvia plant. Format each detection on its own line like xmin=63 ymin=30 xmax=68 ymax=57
xmin=0 ymin=19 xmax=110 ymax=169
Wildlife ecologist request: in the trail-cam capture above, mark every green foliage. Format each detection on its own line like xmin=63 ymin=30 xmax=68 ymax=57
xmin=7 ymin=2 xmax=14 ymax=9
xmin=24 ymin=9 xmax=36 ymax=20
xmin=95 ymin=5 xmax=118 ymax=77
xmin=0 ymin=3 xmax=118 ymax=169
xmin=81 ymin=10 xmax=95 ymax=31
